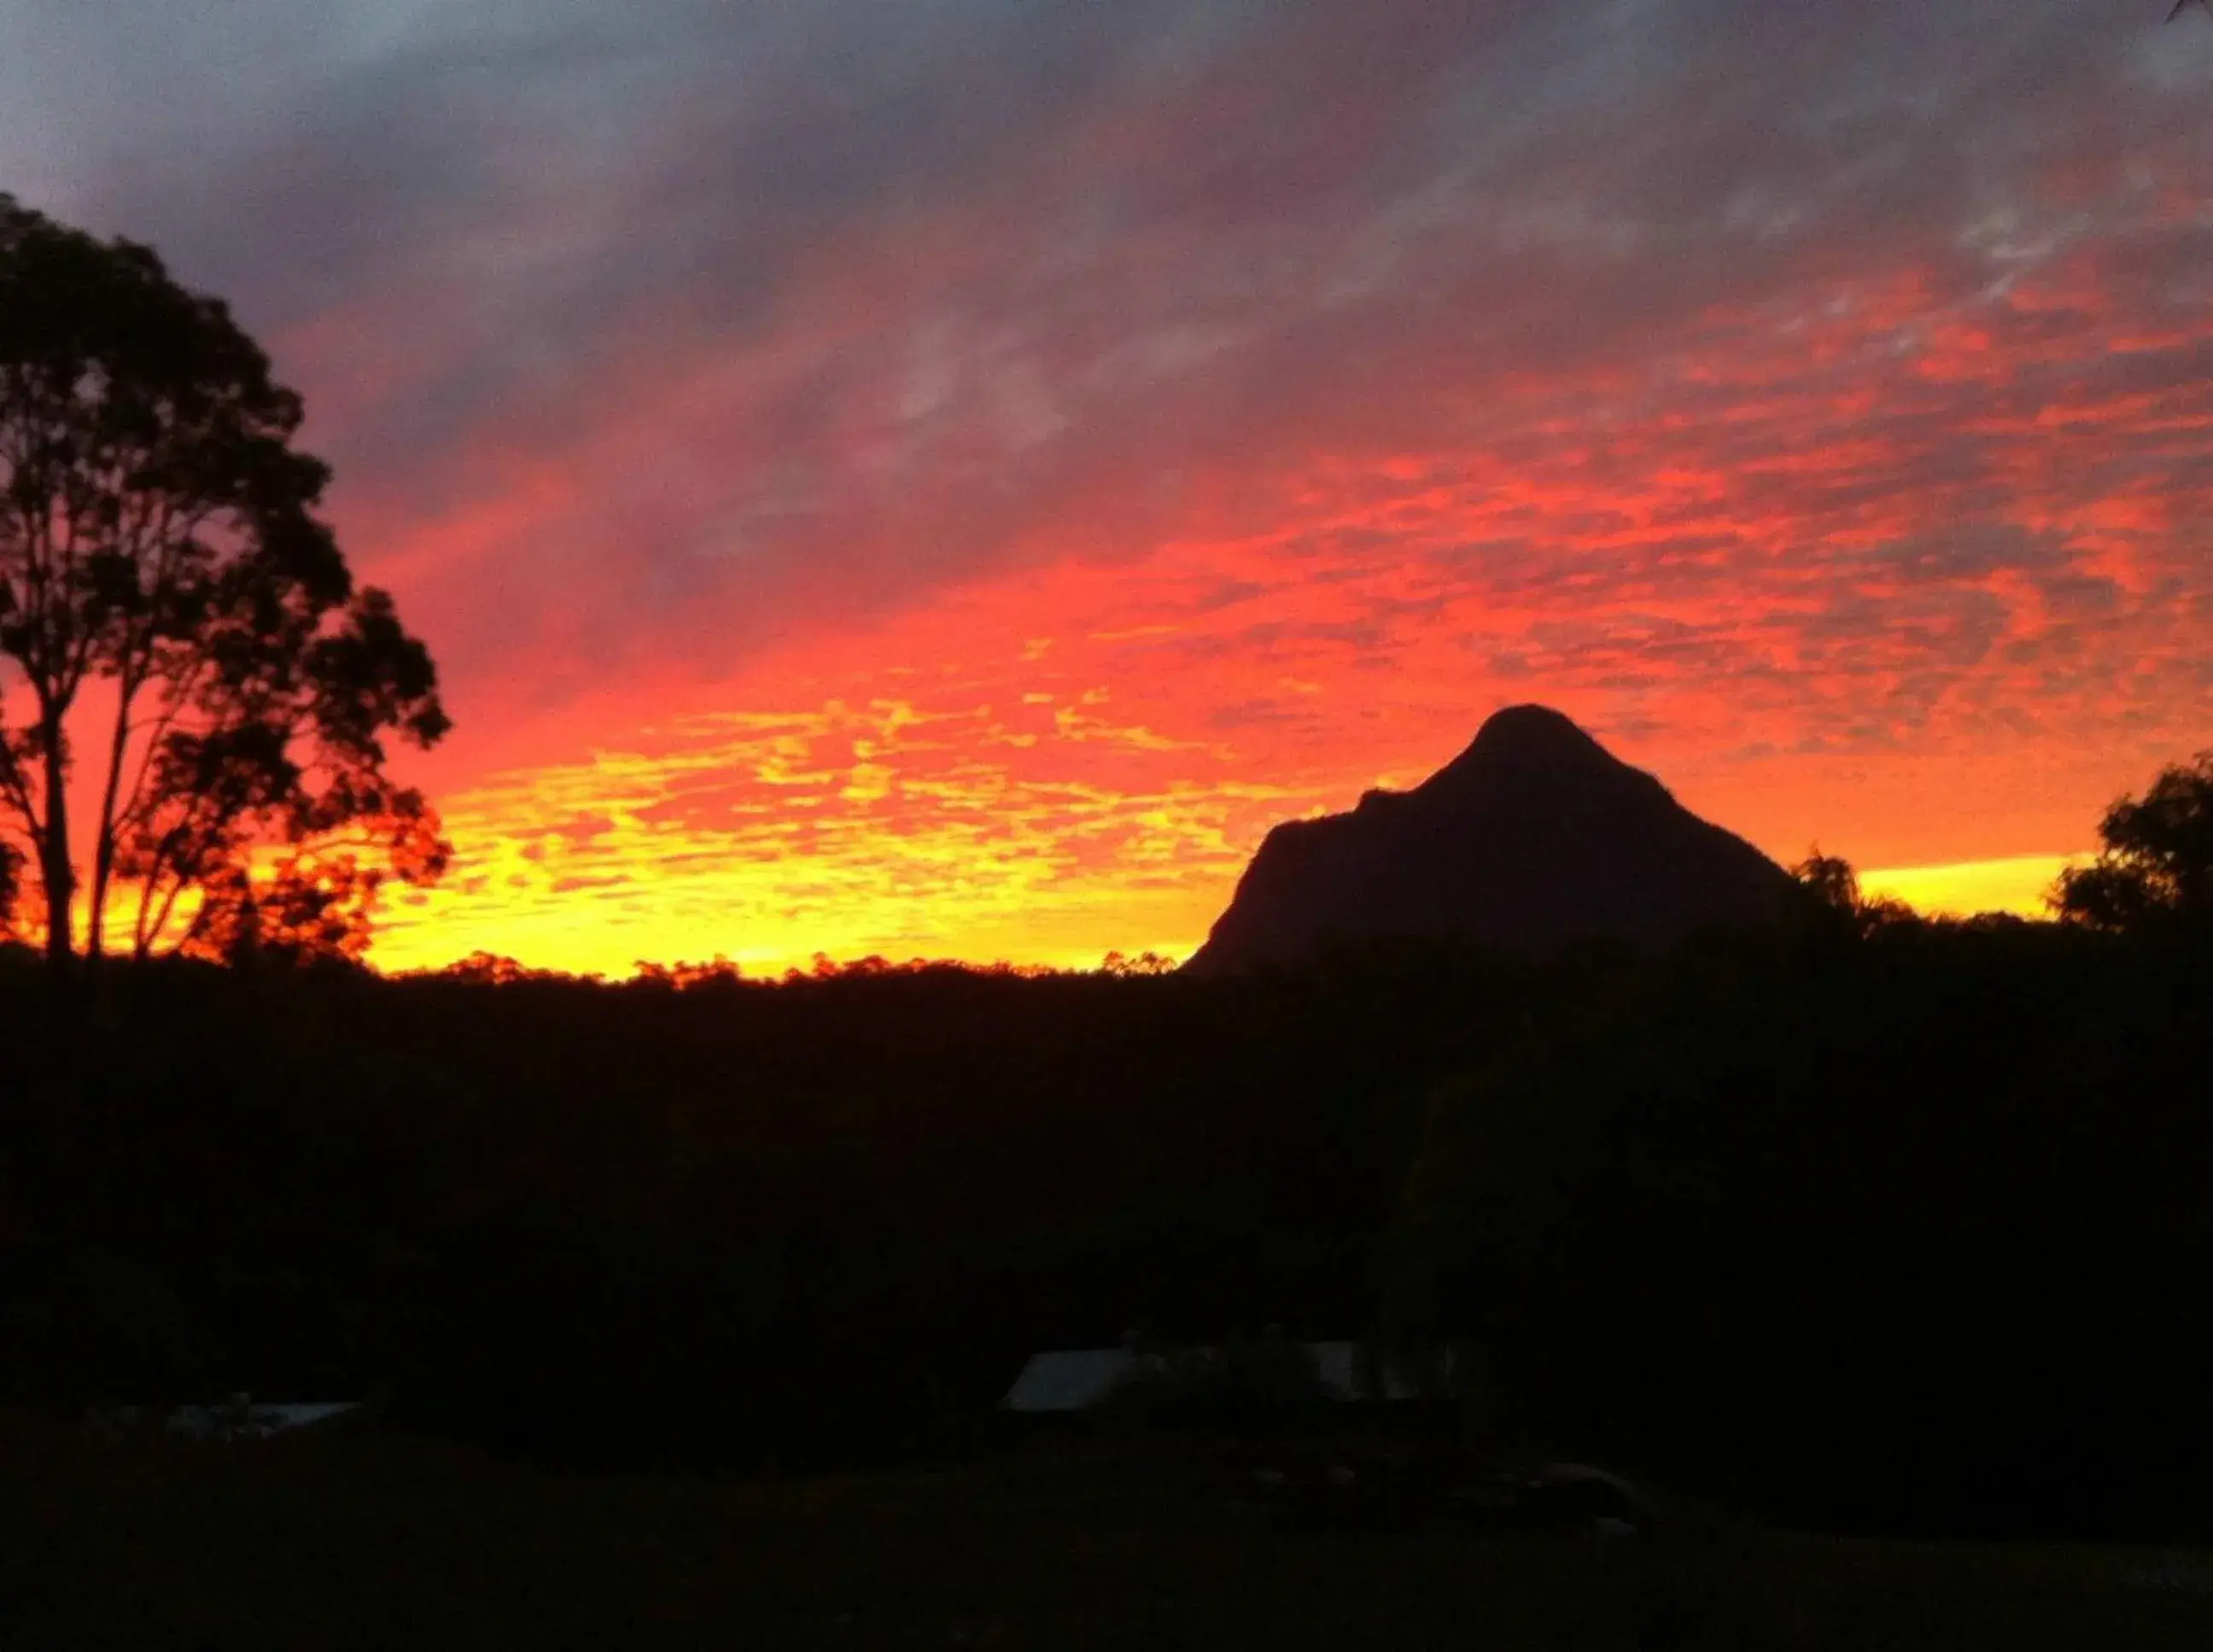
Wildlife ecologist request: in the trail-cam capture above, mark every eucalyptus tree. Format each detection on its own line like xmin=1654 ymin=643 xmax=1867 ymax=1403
xmin=0 ymin=195 xmax=448 ymax=974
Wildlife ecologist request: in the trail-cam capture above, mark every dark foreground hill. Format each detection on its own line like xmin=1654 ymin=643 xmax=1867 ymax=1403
xmin=1187 ymin=704 xmax=1799 ymax=973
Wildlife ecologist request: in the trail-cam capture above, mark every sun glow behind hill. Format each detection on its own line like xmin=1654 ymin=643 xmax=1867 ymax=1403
xmin=371 ymin=809 xmax=2094 ymax=982
xmin=1859 ymin=855 xmax=2087 ymax=924
xmin=367 ymin=821 xmax=2092 ymax=981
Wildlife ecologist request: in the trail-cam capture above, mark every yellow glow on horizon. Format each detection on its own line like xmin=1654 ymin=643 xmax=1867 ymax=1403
xmin=364 ymin=840 xmax=2102 ymax=982
xmin=1859 ymin=853 xmax=2088 ymax=920
xmin=360 ymin=696 xmax=1275 ymax=980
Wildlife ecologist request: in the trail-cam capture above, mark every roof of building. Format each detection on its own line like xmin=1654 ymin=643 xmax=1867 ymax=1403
xmin=1001 ymin=1340 xmax=1431 ymax=1411
xmin=91 ymin=1401 xmax=367 ymax=1440
xmin=1002 ymin=1348 xmax=1137 ymax=1412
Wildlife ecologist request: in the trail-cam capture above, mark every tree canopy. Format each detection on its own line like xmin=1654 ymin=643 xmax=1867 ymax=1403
xmin=0 ymin=195 xmax=447 ymax=972
xmin=2054 ymin=751 xmax=2213 ymax=934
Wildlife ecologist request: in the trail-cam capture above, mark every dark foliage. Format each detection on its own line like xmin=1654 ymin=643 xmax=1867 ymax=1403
xmin=0 ymin=940 xmax=1513 ymax=1471
xmin=1387 ymin=916 xmax=2213 ymax=1536
xmin=2057 ymin=752 xmax=2213 ymax=935
xmin=3 ymin=905 xmax=2207 ymax=1538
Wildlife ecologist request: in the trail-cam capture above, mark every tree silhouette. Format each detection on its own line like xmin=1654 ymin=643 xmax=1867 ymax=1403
xmin=1790 ymin=847 xmax=1860 ymax=916
xmin=0 ymin=196 xmax=448 ymax=977
xmin=2054 ymin=750 xmax=2213 ymax=933
xmin=1790 ymin=845 xmax=1914 ymax=937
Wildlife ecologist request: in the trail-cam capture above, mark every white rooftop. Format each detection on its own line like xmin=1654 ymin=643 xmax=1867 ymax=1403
xmin=1001 ymin=1340 xmax=1428 ymax=1411
xmin=93 ymin=1401 xmax=366 ymax=1440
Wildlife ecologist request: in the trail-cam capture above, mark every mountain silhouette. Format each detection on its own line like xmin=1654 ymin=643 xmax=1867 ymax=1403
xmin=1184 ymin=705 xmax=1799 ymax=973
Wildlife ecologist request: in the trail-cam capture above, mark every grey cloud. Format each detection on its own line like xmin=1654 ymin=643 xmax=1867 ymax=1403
xmin=3 ymin=1 xmax=2211 ymax=711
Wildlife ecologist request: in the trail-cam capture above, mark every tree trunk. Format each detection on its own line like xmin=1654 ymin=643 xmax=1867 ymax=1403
xmin=39 ymin=726 xmax=73 ymax=974
xmin=85 ymin=793 xmax=114 ymax=967
xmin=85 ymin=682 xmax=136 ymax=964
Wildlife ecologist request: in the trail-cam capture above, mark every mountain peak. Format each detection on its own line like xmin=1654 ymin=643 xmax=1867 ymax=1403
xmin=1471 ymin=703 xmax=1604 ymax=753
xmin=1417 ymin=704 xmax=1626 ymax=799
xmin=1184 ymin=705 xmax=1796 ymax=973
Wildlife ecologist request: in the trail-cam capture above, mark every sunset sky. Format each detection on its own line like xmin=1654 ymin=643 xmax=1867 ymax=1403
xmin=5 ymin=2 xmax=2210 ymax=974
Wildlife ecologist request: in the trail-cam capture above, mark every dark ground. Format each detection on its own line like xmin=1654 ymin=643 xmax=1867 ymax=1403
xmin=4 ymin=1412 xmax=2211 ymax=1651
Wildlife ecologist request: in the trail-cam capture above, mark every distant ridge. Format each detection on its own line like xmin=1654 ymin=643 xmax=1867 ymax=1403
xmin=1183 ymin=705 xmax=1798 ymax=973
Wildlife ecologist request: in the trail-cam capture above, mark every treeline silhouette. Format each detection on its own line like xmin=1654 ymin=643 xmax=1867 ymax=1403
xmin=0 ymin=943 xmax=1509 ymax=1460
xmin=3 ymin=892 xmax=2208 ymax=1537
